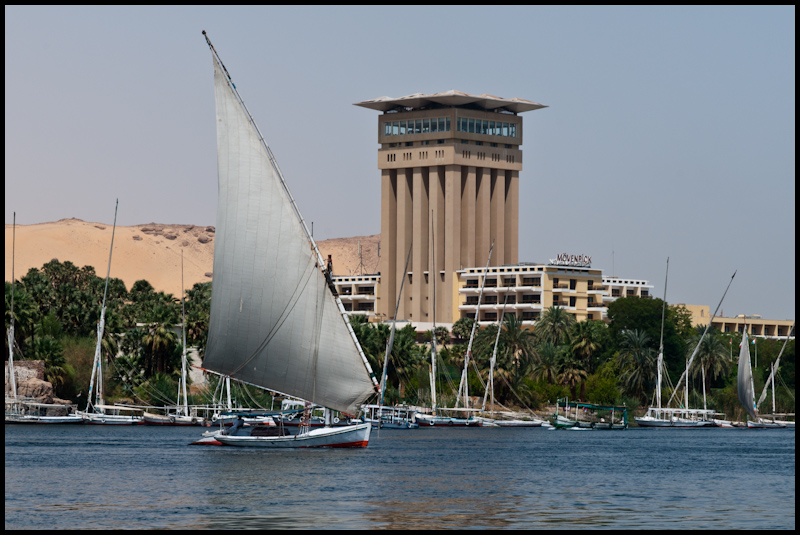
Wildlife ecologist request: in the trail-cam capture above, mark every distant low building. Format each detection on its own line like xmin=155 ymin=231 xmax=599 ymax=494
xmin=681 ymin=304 xmax=795 ymax=339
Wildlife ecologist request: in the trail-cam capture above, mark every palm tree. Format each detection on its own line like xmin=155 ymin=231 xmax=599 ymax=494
xmin=5 ymin=283 xmax=39 ymax=358
xmin=558 ymin=352 xmax=588 ymax=400
xmin=571 ymin=320 xmax=604 ymax=374
xmin=689 ymin=327 xmax=731 ymax=396
xmin=33 ymin=335 xmax=69 ymax=390
xmin=536 ymin=306 xmax=576 ymax=346
xmin=452 ymin=317 xmax=474 ymax=342
xmin=531 ymin=341 xmax=561 ymax=384
xmin=616 ymin=329 xmax=656 ymax=402
xmin=21 ymin=268 xmax=55 ymax=318
xmin=500 ymin=313 xmax=536 ymax=370
xmin=141 ymin=305 xmax=178 ymax=376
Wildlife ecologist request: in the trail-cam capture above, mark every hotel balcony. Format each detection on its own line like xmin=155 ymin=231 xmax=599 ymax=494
xmin=337 ymin=292 xmax=377 ymax=302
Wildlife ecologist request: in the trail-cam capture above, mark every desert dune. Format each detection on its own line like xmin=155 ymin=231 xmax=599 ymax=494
xmin=5 ymin=218 xmax=380 ymax=294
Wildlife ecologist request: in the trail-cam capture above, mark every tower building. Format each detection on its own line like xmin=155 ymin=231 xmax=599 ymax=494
xmin=354 ymin=91 xmax=546 ymax=323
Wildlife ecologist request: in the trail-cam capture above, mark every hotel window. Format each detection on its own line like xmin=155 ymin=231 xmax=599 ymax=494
xmin=510 ymin=124 xmax=517 ymax=137
xmin=414 ymin=119 xmax=422 ymax=134
xmin=445 ymin=117 xmax=450 ymax=132
xmin=569 ymin=296 xmax=576 ymax=307
xmin=431 ymin=118 xmax=438 ymax=133
xmin=399 ymin=121 xmax=406 ymax=135
xmin=468 ymin=118 xmax=475 ymax=133
xmin=423 ymin=119 xmax=430 ymax=133
xmin=392 ymin=122 xmax=399 ymax=135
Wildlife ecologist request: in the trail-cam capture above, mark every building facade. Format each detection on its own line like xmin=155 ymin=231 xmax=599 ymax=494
xmin=681 ymin=304 xmax=795 ymax=339
xmin=334 ymin=264 xmax=633 ymax=328
xmin=354 ymin=91 xmax=546 ymax=324
xmin=456 ymin=264 xmax=606 ymax=325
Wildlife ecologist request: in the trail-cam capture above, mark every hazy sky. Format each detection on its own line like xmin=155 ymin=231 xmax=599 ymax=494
xmin=5 ymin=6 xmax=795 ymax=320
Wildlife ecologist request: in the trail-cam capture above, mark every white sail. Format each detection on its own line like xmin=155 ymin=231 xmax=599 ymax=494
xmin=756 ymin=321 xmax=793 ymax=410
xmin=736 ymin=332 xmax=757 ymax=421
xmin=203 ymin=54 xmax=375 ymax=416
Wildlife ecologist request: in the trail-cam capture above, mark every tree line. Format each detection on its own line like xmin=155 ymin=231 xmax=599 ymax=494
xmin=5 ymin=260 xmax=210 ymax=405
xmin=5 ymin=260 xmax=795 ymax=420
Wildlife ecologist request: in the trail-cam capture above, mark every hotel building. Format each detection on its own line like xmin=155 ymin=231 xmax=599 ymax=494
xmin=681 ymin=305 xmax=795 ymax=339
xmin=354 ymin=91 xmax=547 ymax=324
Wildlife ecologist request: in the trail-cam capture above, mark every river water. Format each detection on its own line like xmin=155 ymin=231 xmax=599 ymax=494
xmin=4 ymin=425 xmax=795 ymax=529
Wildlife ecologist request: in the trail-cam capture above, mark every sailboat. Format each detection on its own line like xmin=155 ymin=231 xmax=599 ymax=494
xmin=635 ymin=262 xmax=734 ymax=428
xmin=143 ymin=250 xmax=206 ymax=426
xmin=413 ymin=229 xmax=482 ymax=427
xmin=473 ymin=296 xmax=544 ymax=428
xmin=363 ymin=245 xmax=419 ymax=430
xmin=754 ymin=323 xmax=795 ymax=428
xmin=199 ymin=32 xmax=378 ymax=448
xmin=738 ymin=327 xmax=788 ymax=429
xmin=77 ymin=201 xmax=143 ymax=425
xmin=5 ymin=214 xmax=83 ymax=424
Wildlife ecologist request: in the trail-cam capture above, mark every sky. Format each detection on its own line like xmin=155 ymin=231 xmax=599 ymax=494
xmin=5 ymin=6 xmax=795 ymax=320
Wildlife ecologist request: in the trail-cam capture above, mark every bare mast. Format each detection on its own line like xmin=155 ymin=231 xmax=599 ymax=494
xmin=7 ymin=213 xmax=17 ymax=400
xmin=86 ymin=199 xmax=118 ymax=412
xmin=457 ymin=241 xmax=494 ymax=409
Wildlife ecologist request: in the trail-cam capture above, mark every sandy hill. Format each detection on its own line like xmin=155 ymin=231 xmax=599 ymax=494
xmin=5 ymin=218 xmax=380 ymax=294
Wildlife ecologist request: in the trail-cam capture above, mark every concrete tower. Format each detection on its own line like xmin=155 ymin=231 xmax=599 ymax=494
xmin=354 ymin=91 xmax=546 ymax=324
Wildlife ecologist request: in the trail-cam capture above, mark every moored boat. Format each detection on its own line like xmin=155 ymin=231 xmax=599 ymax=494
xmin=362 ymin=404 xmax=419 ymax=429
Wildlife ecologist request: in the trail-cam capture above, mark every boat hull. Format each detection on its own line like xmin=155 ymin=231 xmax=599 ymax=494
xmin=79 ymin=412 xmax=143 ymax=425
xmin=215 ymin=422 xmax=371 ymax=448
xmin=5 ymin=414 xmax=84 ymax=424
xmin=747 ymin=420 xmax=787 ymax=429
xmin=369 ymin=420 xmax=420 ymax=429
xmin=415 ymin=414 xmax=481 ymax=427
xmin=143 ymin=412 xmax=207 ymax=426
xmin=635 ymin=416 xmax=716 ymax=428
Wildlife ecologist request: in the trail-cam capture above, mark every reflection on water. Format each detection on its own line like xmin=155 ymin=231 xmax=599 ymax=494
xmin=5 ymin=425 xmax=795 ymax=529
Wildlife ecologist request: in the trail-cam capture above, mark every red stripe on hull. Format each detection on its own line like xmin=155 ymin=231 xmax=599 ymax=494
xmin=190 ymin=439 xmax=224 ymax=446
xmin=300 ymin=440 xmax=369 ymax=448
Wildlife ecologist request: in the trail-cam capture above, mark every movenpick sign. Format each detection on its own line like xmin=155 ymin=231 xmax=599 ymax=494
xmin=549 ymin=253 xmax=592 ymax=268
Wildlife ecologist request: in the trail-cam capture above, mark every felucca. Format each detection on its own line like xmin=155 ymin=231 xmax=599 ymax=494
xmin=738 ymin=323 xmax=790 ymax=429
xmin=78 ymin=201 xmax=143 ymax=425
xmin=754 ymin=322 xmax=795 ymax=428
xmin=636 ymin=262 xmax=735 ymax=428
xmin=199 ymin=32 xmax=378 ymax=448
xmin=5 ymin=213 xmax=83 ymax=424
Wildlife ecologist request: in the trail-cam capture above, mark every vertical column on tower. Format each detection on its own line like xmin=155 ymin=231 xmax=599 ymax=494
xmin=395 ymin=168 xmax=413 ymax=320
xmin=411 ymin=167 xmax=429 ymax=321
xmin=460 ymin=166 xmax=476 ymax=271
xmin=429 ymin=165 xmax=445 ymax=323
xmin=380 ymin=169 xmax=397 ymax=320
xmin=490 ymin=169 xmax=505 ymax=267
xmin=443 ymin=164 xmax=462 ymax=324
xmin=504 ymin=170 xmax=519 ymax=265
xmin=475 ymin=167 xmax=491 ymax=268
